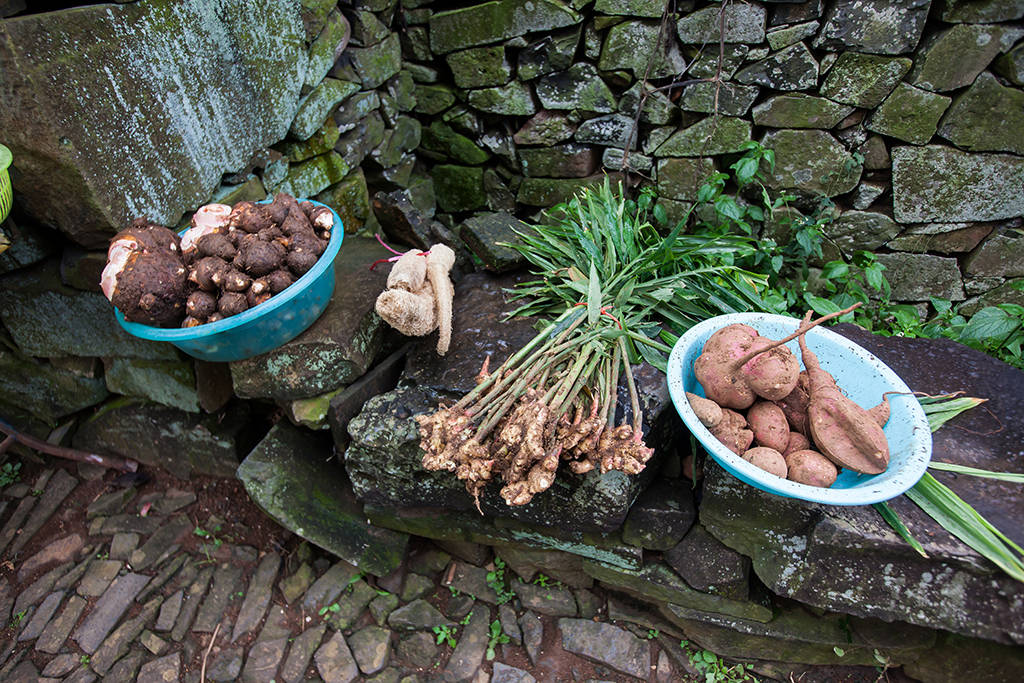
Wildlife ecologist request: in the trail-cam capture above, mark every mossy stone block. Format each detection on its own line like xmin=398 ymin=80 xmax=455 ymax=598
xmin=446 ymin=45 xmax=512 ymax=89
xmin=274 ymin=151 xmax=351 ymax=199
xmin=536 ymin=63 xmax=616 ymax=113
xmin=315 ymin=169 xmax=375 ymax=234
xmin=766 ymin=20 xmax=819 ymax=51
xmin=0 ymin=351 xmax=108 ymax=426
xmin=761 ymin=129 xmax=861 ymax=197
xmin=892 ymin=145 xmax=1024 ymax=223
xmin=514 ymin=112 xmax=577 ymax=146
xmin=656 ymin=157 xmax=714 ymax=201
xmin=413 ymin=84 xmax=456 ymax=116
xmin=820 ymin=52 xmax=911 ymax=107
xmin=457 ymin=212 xmax=530 ymax=273
xmin=467 ymin=81 xmax=537 ymax=115
xmin=517 ymin=174 xmax=615 ymax=206
xmin=519 ymin=144 xmax=599 ymax=178
xmin=429 ymin=0 xmax=581 ymax=54
xmin=908 ymin=24 xmax=1018 ymax=92
xmin=752 ymin=94 xmax=854 ymax=129
xmin=734 ymin=43 xmax=818 ymax=91
xmin=574 ymin=114 xmax=636 ymax=148
xmin=290 ymin=79 xmax=361 ymax=141
xmin=305 ymin=10 xmax=352 ymax=89
xmin=433 ymin=165 xmax=487 ymax=212
xmin=594 ymin=0 xmax=662 ymax=18
xmin=938 ymin=73 xmax=1024 ymax=156
xmin=104 ymin=358 xmax=199 ymax=413
xmin=867 ymin=83 xmax=951 ymax=146
xmin=655 ymin=117 xmax=752 ymax=157
xmin=599 ymin=20 xmax=687 ymax=79
xmin=678 ymin=82 xmax=759 ymax=117
xmin=940 ymin=0 xmax=1024 ymax=22
xmin=421 ymin=121 xmax=491 ymax=165
xmin=815 ymin=0 xmax=929 ymax=54
xmin=994 ymin=43 xmax=1024 ymax=87
xmin=278 ymin=120 xmax=343 ymax=162
xmin=618 ymin=83 xmax=675 ymax=125
xmin=518 ymin=29 xmax=580 ymax=80
xmin=676 ymin=4 xmax=765 ymax=44
xmin=349 ymin=33 xmax=402 ymax=89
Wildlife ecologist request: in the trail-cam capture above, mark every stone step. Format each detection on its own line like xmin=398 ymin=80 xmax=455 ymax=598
xmin=73 ymin=572 xmax=150 ymax=654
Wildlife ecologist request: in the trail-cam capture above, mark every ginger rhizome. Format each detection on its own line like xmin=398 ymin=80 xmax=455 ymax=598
xmin=375 ymin=243 xmax=455 ymax=355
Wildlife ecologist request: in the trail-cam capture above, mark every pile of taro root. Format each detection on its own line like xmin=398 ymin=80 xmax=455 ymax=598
xmin=688 ymin=308 xmax=891 ymax=488
xmin=100 ymin=193 xmax=332 ymax=327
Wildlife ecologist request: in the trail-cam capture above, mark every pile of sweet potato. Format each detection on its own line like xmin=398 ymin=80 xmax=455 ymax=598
xmin=101 ymin=193 xmax=332 ymax=328
xmin=689 ymin=307 xmax=890 ymax=488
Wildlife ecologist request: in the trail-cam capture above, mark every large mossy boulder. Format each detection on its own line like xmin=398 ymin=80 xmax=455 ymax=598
xmin=0 ymin=0 xmax=307 ymax=247
xmin=700 ymin=326 xmax=1024 ymax=645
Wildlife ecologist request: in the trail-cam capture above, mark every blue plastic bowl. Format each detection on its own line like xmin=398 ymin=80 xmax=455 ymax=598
xmin=115 ymin=199 xmax=343 ymax=363
xmin=667 ymin=313 xmax=932 ymax=505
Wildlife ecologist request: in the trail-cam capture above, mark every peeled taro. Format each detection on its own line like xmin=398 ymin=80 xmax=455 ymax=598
xmin=101 ymin=220 xmax=188 ymax=327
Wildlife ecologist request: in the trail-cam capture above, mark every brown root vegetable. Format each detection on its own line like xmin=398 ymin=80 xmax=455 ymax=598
xmin=196 ymin=232 xmax=236 ymax=260
xmin=775 ymin=371 xmax=810 ymax=436
xmin=207 ymin=312 xmax=224 ymax=323
xmin=181 ymin=316 xmax=203 ymax=328
xmin=375 ymin=282 xmax=437 ymax=336
xmin=426 ymin=244 xmax=456 ymax=356
xmin=266 ymin=269 xmax=295 ymax=294
xmin=747 ymin=400 xmax=790 ymax=452
xmin=709 ymin=408 xmax=754 ymax=455
xmin=280 ymin=204 xmax=314 ymax=237
xmin=189 ymin=256 xmax=229 ymax=291
xmin=785 ymin=449 xmax=838 ymax=488
xmin=118 ymin=218 xmax=182 ymax=254
xmin=782 ymin=431 xmax=811 ymax=457
xmin=246 ymin=287 xmax=272 ymax=308
xmin=799 ymin=312 xmax=889 ymax=475
xmin=301 ymin=201 xmax=334 ymax=234
xmin=742 ymin=446 xmax=788 ymax=478
xmin=868 ymin=394 xmax=891 ymax=427
xmin=218 ymin=291 xmax=249 ymax=317
xmin=694 ymin=305 xmax=861 ymax=410
xmin=237 ymin=239 xmax=286 ymax=277
xmin=289 ymin=229 xmax=328 ymax=258
xmin=286 ymin=249 xmax=319 ymax=276
xmin=265 ymin=192 xmax=299 ymax=225
xmin=102 ymin=222 xmax=188 ymax=327
xmin=220 ymin=268 xmax=252 ymax=292
xmin=186 ymin=290 xmax=217 ymax=320
xmin=686 ymin=391 xmax=722 ymax=428
xmin=228 ymin=201 xmax=274 ymax=234
xmin=387 ymin=250 xmax=428 ymax=292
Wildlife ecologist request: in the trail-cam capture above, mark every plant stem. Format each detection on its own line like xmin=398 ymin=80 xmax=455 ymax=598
xmin=731 ymin=302 xmax=862 ymax=369
xmin=618 ymin=336 xmax=642 ymax=431
xmin=606 ymin=343 xmax=621 ymax=427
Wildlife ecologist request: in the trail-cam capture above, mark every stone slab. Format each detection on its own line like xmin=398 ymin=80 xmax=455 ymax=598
xmin=73 ymin=572 xmax=150 ymax=653
xmin=238 ymin=422 xmax=409 ymax=576
xmin=315 ymin=631 xmax=359 ymax=683
xmin=9 ymin=468 xmax=77 ymax=556
xmin=193 ymin=564 xmax=243 ymax=632
xmin=428 ymin=0 xmax=581 ymax=54
xmin=89 ymin=596 xmax=162 ymax=674
xmin=136 ymin=652 xmax=179 ymax=683
xmin=35 ymin=594 xmax=86 ymax=654
xmin=558 ymin=618 xmax=650 ymax=678
xmin=445 ymin=606 xmax=490 ymax=681
xmin=281 ymin=623 xmax=327 ymax=683
xmin=231 ymin=552 xmax=280 ymax=642
xmin=129 ymin=515 xmax=191 ymax=571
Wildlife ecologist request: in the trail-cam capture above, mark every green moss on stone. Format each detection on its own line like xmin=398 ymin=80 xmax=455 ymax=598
xmin=938 ymin=73 xmax=1024 ymax=155
xmin=867 ymin=83 xmax=950 ymax=146
xmin=421 ymin=121 xmax=490 ymax=165
xmin=656 ymin=117 xmax=752 ymax=157
xmin=536 ymin=63 xmax=616 ymax=113
xmin=290 ymin=79 xmax=361 ymax=140
xmin=656 ymin=158 xmax=715 ymax=201
xmin=761 ymin=129 xmax=861 ymax=197
xmin=413 ymin=84 xmax=456 ymax=115
xmin=467 ymin=81 xmax=537 ymax=115
xmin=349 ymin=33 xmax=402 ymax=89
xmin=752 ymin=94 xmax=854 ymax=129
xmin=446 ymin=45 xmax=512 ymax=88
xmin=433 ymin=165 xmax=487 ymax=212
xmin=821 ymin=53 xmax=912 ymax=107
xmin=599 ymin=20 xmax=687 ymax=78
xmin=104 ymin=358 xmax=199 ymax=413
xmin=274 ymin=151 xmax=351 ymax=198
xmin=429 ymin=0 xmax=582 ymax=54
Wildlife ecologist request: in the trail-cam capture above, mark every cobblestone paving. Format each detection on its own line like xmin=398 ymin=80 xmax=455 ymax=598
xmin=0 ymin=463 xmax=687 ymax=682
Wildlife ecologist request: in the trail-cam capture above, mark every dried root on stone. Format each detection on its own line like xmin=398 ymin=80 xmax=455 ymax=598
xmin=375 ymin=243 xmax=456 ymax=356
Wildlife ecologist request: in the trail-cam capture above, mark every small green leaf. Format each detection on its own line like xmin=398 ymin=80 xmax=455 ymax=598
xmin=833 ymin=646 xmax=845 ymax=657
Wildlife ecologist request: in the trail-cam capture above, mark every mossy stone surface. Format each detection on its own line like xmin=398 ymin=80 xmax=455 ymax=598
xmin=827 ymin=210 xmax=901 ymax=255
xmin=618 ymin=83 xmax=675 ymax=125
xmin=866 ymin=83 xmax=950 ymax=146
xmin=599 ymin=20 xmax=688 ymax=79
xmin=0 ymin=0 xmax=307 ymax=246
xmin=655 ymin=117 xmax=752 ymax=157
xmin=518 ymin=29 xmax=580 ymax=80
xmin=315 ymin=167 xmax=375 ymax=235
xmin=104 ymin=358 xmax=199 ymax=413
xmin=939 ymin=0 xmax=1024 ymax=22
xmin=413 ymin=84 xmax=456 ymax=116
xmin=420 ymin=121 xmax=491 ymax=165
xmin=467 ymin=81 xmax=537 ymax=115
xmin=73 ymin=398 xmax=244 ymax=478
xmin=908 ymin=24 xmax=1018 ymax=92
xmin=537 ymin=63 xmax=617 ymax=113
xmin=656 ymin=157 xmax=714 ymax=201
xmin=594 ymin=0 xmax=663 ymax=18
xmin=964 ymin=229 xmax=1024 ymax=279
xmin=304 ymin=10 xmax=352 ymax=90
xmin=274 ymin=151 xmax=351 ymax=199
xmin=686 ymin=44 xmax=748 ymax=80
xmin=519 ymin=144 xmax=599 ymax=178
xmin=428 ymin=0 xmax=582 ymax=54
xmin=457 ymin=212 xmax=530 ymax=273
xmin=0 ymin=351 xmax=108 ymax=426
xmin=238 ymin=423 xmax=409 ymax=576
xmin=278 ymin=120 xmax=343 ymax=162
xmin=887 ymin=223 xmax=993 ymax=256
xmin=446 ymin=45 xmax=512 ymax=89
xmin=938 ymin=73 xmax=1024 ymax=156
xmin=815 ymin=0 xmax=930 ymax=55
xmin=761 ymin=129 xmax=861 ymax=197
xmin=892 ymin=145 xmax=1024 ymax=223
xmin=994 ymin=43 xmax=1024 ymax=87
xmin=675 ymin=3 xmax=766 ymax=44
xmin=517 ymin=174 xmax=617 ymax=206
xmin=766 ymin=20 xmax=819 ymax=51
xmin=348 ymin=33 xmax=402 ymax=89
xmin=335 ymin=112 xmax=386 ymax=169
xmin=734 ymin=43 xmax=818 ymax=91
xmin=678 ymin=82 xmax=759 ymax=117
xmin=229 ymin=237 xmax=391 ymax=400
xmin=820 ymin=53 xmax=911 ymax=107
xmin=514 ymin=112 xmax=577 ymax=146
xmin=574 ymin=114 xmax=636 ymax=148
xmin=752 ymin=93 xmax=854 ymax=129
xmin=432 ymin=164 xmax=487 ymax=212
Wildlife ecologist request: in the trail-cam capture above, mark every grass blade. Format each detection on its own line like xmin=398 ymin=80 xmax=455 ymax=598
xmin=928 ymin=462 xmax=1024 ymax=483
xmin=917 ymin=395 xmax=987 ymax=431
xmin=873 ymin=502 xmax=928 ymax=558
xmin=586 ymin=261 xmax=601 ymax=326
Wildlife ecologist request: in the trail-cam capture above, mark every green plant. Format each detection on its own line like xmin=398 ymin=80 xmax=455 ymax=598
xmin=317 ymin=603 xmax=340 ymax=618
xmin=679 ymin=639 xmax=755 ymax=682
xmin=460 ymin=611 xmax=473 ymax=626
xmin=486 ymin=619 xmax=510 ymax=661
xmin=345 ymin=571 xmax=366 ymax=591
xmin=486 ymin=557 xmax=516 ymax=605
xmin=79 ymin=654 xmax=90 ymax=665
xmin=0 ymin=461 xmax=21 ymax=487
xmin=447 ymin=586 xmax=461 ymax=597
xmin=646 ymin=628 xmax=659 ymax=639
xmin=9 ymin=610 xmax=26 ymax=628
xmin=532 ymin=573 xmax=551 ymax=588
xmin=432 ymin=624 xmax=457 ymax=648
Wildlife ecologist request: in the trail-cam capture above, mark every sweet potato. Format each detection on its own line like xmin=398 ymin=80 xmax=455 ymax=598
xmin=686 ymin=392 xmax=722 ymax=428
xmin=799 ymin=312 xmax=889 ymax=475
xmin=785 ymin=449 xmax=838 ymax=488
xmin=775 ymin=371 xmax=810 ymax=436
xmin=782 ymin=431 xmax=811 ymax=457
xmin=709 ymin=408 xmax=754 ymax=455
xmin=868 ymin=394 xmax=891 ymax=427
xmin=746 ymin=400 xmax=790 ymax=452
xmin=742 ymin=447 xmax=788 ymax=478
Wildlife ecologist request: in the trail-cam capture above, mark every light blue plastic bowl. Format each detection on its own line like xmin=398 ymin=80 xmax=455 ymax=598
xmin=115 ymin=199 xmax=343 ymax=363
xmin=667 ymin=313 xmax=932 ymax=505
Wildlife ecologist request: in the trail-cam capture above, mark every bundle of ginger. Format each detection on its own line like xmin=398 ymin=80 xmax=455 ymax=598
xmin=374 ymin=244 xmax=455 ymax=355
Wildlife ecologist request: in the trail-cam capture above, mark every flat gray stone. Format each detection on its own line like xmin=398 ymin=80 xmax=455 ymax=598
xmin=96 ymin=514 xmax=161 ymax=536
xmin=349 ymin=625 xmax=391 ymax=675
xmin=99 ymin=649 xmax=143 ymax=682
xmin=136 ymin=652 xmax=179 ymax=683
xmin=10 ymin=468 xmax=77 ymax=556
xmin=302 ymin=560 xmax=360 ymax=612
xmin=155 ymin=589 xmax=183 ymax=632
xmin=621 ymin=479 xmax=696 ymax=551
xmin=193 ymin=564 xmax=243 ymax=633
xmin=238 ymin=423 xmax=408 ymax=576
xmin=18 ymin=533 xmax=83 ymax=581
xmin=129 ymin=515 xmax=191 ymax=571
xmin=734 ymin=43 xmax=818 ymax=91
xmin=815 ymin=0 xmax=929 ymax=54
xmin=447 ymin=562 xmax=500 ymax=605
xmin=445 ymin=606 xmax=490 ymax=682
xmin=600 ymin=20 xmax=687 ymax=79
xmin=752 ymin=93 xmax=854 ymax=129
xmin=171 ymin=566 xmax=213 ymax=641
xmin=280 ymin=623 xmax=327 ymax=683
xmin=241 ymin=636 xmax=289 ymax=682
xmin=387 ymin=599 xmax=452 ymax=631
xmin=536 ymin=63 xmax=615 ymax=113
xmin=139 ymin=629 xmax=167 ymax=656
xmin=400 ymin=573 xmax=435 ymax=603
xmin=513 ymin=581 xmax=578 ymax=617
xmin=369 ymin=592 xmax=400 ymax=626
xmin=820 ymin=53 xmax=912 ymax=108
xmin=17 ymin=590 xmax=64 ymax=641
xmin=938 ymin=72 xmax=1024 ymax=156
xmin=89 ymin=596 xmax=162 ymax=674
xmin=50 ymin=555 xmax=90 ymax=593
xmin=231 ymin=552 xmax=280 ymax=642
xmin=136 ymin=554 xmax=187 ymax=604
xmin=325 ymin=580 xmax=379 ymax=630
xmin=13 ymin=561 xmax=70 ymax=616
xmin=428 ymin=0 xmax=581 ymax=54
xmin=108 ymin=532 xmax=138 ymax=561
xmin=40 ymin=653 xmax=79 ymax=677
xmin=876 ymin=253 xmax=965 ymax=301
xmin=676 ymin=3 xmax=765 ymax=43
xmin=280 ymin=563 xmax=316 ymax=604
xmin=492 ymin=662 xmax=537 ymax=683
xmin=867 ymin=82 xmax=951 ymax=145
xmin=559 ymin=618 xmax=650 ymax=678
xmin=206 ymin=647 xmax=244 ymax=681
xmin=678 ymin=81 xmax=759 ymax=116
xmin=666 ymin=523 xmax=751 ymax=601
xmin=909 ymin=23 xmax=1020 ymax=92
xmin=35 ymin=594 xmax=86 ymax=654
xmin=73 ymin=572 xmax=149 ymax=653
xmin=396 ymin=631 xmax=438 ymax=670
xmin=315 ymin=631 xmax=359 ymax=683
xmin=892 ymin=146 xmax=1024 ymax=223
xmin=762 ymin=129 xmax=862 ymax=197
xmin=519 ymin=611 xmax=543 ymax=666
xmin=499 ymin=603 xmax=522 ymax=645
